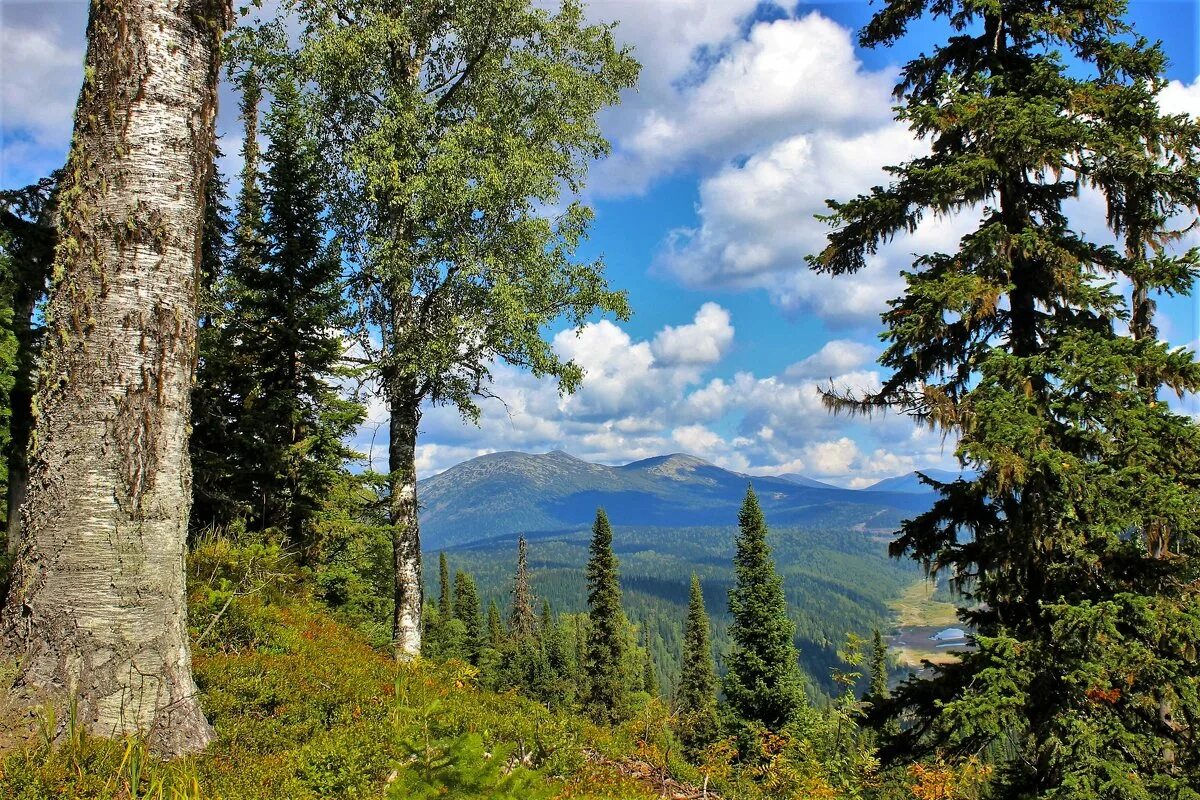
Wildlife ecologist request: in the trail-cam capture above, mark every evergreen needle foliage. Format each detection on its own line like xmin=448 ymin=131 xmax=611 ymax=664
xmin=510 ymin=536 xmax=537 ymax=640
xmin=868 ymin=628 xmax=888 ymax=706
xmin=811 ymin=0 xmax=1200 ymax=793
xmin=191 ymin=75 xmax=362 ymax=548
xmin=438 ymin=552 xmax=452 ymax=620
xmin=585 ymin=508 xmax=629 ymax=723
xmin=487 ymin=600 xmax=504 ymax=648
xmin=0 ymin=173 xmax=56 ymax=558
xmin=641 ymin=626 xmax=658 ymax=696
xmin=676 ymin=573 xmax=719 ymax=757
xmin=453 ymin=570 xmax=483 ymax=665
xmin=723 ymin=486 xmax=804 ymax=735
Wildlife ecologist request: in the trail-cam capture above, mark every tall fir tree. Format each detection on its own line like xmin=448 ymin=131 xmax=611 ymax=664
xmin=486 ymin=600 xmax=505 ymax=648
xmin=190 ymin=146 xmax=240 ymax=534
xmin=641 ymin=626 xmax=658 ymax=696
xmin=723 ymin=486 xmax=803 ymax=734
xmin=509 ymin=536 xmax=537 ymax=640
xmin=540 ymin=601 xmax=573 ymax=695
xmin=811 ymin=0 xmax=1200 ymax=792
xmin=241 ymin=78 xmax=362 ymax=547
xmin=532 ymin=600 xmax=574 ymax=709
xmin=453 ymin=570 xmax=482 ymax=665
xmin=191 ymin=68 xmax=263 ymax=532
xmin=438 ymin=552 xmax=452 ymax=620
xmin=867 ymin=627 xmax=898 ymax=739
xmin=573 ymin=613 xmax=590 ymax=702
xmin=192 ymin=75 xmax=362 ymax=548
xmin=868 ymin=628 xmax=888 ymax=703
xmin=422 ymin=551 xmax=453 ymax=656
xmin=677 ymin=573 xmax=719 ymax=755
xmin=198 ymin=147 xmax=230 ymax=326
xmin=585 ymin=508 xmax=629 ymax=723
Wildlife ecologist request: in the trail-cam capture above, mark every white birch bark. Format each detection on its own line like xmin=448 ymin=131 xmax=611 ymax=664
xmin=389 ymin=380 xmax=423 ymax=660
xmin=0 ymin=0 xmax=230 ymax=756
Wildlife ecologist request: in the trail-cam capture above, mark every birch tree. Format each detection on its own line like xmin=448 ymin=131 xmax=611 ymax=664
xmin=245 ymin=0 xmax=638 ymax=658
xmin=0 ymin=0 xmax=231 ymax=755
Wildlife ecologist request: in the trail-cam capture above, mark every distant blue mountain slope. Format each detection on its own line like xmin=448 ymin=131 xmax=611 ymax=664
xmin=418 ymin=451 xmax=941 ymax=549
xmin=776 ymin=473 xmax=842 ymax=490
xmin=863 ymin=468 xmax=974 ymax=494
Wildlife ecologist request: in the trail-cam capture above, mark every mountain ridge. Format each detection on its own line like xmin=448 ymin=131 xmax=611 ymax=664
xmin=418 ymin=450 xmax=942 ymax=549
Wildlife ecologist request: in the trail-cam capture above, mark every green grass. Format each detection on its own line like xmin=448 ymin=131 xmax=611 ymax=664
xmin=0 ymin=541 xmax=674 ymax=800
xmin=887 ymin=578 xmax=964 ymax=667
xmin=889 ymin=578 xmax=960 ymax=630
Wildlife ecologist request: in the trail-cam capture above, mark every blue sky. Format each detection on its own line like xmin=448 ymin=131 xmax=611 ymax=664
xmin=3 ymin=0 xmax=1199 ymax=485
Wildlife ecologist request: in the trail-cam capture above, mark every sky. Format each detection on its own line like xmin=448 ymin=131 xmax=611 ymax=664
xmin=2 ymin=0 xmax=1200 ymax=487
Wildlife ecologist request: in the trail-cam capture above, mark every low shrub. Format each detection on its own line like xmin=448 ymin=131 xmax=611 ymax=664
xmin=0 ymin=537 xmax=661 ymax=800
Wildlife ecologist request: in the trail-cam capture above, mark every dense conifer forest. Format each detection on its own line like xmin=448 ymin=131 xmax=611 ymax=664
xmin=0 ymin=0 xmax=1197 ymax=797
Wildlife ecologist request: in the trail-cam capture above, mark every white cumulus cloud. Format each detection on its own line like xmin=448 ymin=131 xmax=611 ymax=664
xmin=650 ymin=302 xmax=734 ymax=366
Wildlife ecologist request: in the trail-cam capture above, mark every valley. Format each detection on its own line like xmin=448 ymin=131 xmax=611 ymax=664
xmin=420 ymin=450 xmax=955 ymax=695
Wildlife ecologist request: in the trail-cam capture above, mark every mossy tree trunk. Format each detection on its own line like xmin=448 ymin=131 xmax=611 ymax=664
xmin=0 ymin=0 xmax=230 ymax=756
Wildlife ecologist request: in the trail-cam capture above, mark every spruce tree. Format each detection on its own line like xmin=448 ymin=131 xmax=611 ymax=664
xmin=198 ymin=147 xmax=230 ymax=325
xmin=241 ymin=78 xmax=362 ymax=547
xmin=486 ymin=600 xmax=505 ymax=648
xmin=190 ymin=150 xmax=240 ymax=536
xmin=641 ymin=626 xmax=658 ymax=696
xmin=438 ymin=552 xmax=452 ymax=620
xmin=533 ymin=600 xmax=575 ymax=708
xmin=453 ymin=570 xmax=482 ymax=665
xmin=811 ymin=0 xmax=1200 ymax=792
xmin=190 ymin=74 xmax=260 ymax=533
xmin=192 ymin=75 xmax=362 ymax=547
xmin=585 ymin=508 xmax=629 ymax=723
xmin=191 ymin=68 xmax=261 ymax=532
xmin=509 ymin=536 xmax=537 ymax=640
xmin=423 ymin=554 xmax=454 ymax=659
xmin=723 ymin=486 xmax=803 ymax=733
xmin=867 ymin=628 xmax=898 ymax=740
xmin=868 ymin=628 xmax=888 ymax=703
xmin=677 ymin=573 xmax=719 ymax=755
xmin=573 ymin=614 xmax=590 ymax=702
xmin=541 ymin=601 xmax=572 ymax=686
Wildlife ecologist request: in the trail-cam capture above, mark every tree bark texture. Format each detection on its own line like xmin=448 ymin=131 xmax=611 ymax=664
xmin=388 ymin=378 xmax=422 ymax=660
xmin=0 ymin=0 xmax=230 ymax=756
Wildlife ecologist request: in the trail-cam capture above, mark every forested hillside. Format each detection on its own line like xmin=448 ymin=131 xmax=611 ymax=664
xmin=0 ymin=0 xmax=1198 ymax=797
xmin=444 ymin=522 xmax=914 ymax=697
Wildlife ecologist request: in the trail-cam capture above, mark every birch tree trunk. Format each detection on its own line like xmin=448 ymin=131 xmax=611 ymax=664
xmin=0 ymin=0 xmax=230 ymax=756
xmin=388 ymin=376 xmax=422 ymax=660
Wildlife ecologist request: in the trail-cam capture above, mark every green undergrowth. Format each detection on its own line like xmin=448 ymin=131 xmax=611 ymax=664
xmin=0 ymin=538 xmax=670 ymax=799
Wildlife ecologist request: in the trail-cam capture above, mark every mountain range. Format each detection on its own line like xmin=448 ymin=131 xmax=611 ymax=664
xmin=418 ymin=450 xmax=951 ymax=549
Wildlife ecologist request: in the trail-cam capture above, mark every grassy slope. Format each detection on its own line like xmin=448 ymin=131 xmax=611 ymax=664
xmin=887 ymin=578 xmax=963 ymax=667
xmin=0 ymin=547 xmax=670 ymax=799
